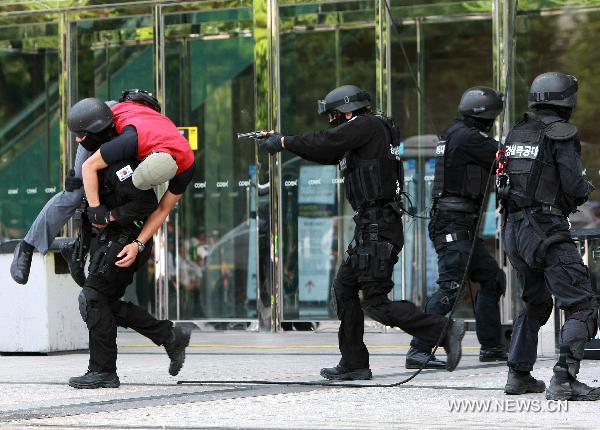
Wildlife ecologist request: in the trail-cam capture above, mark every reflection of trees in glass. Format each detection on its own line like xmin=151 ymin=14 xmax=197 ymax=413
xmin=0 ymin=23 xmax=60 ymax=240
xmin=164 ymin=11 xmax=256 ymax=319
xmin=280 ymin=25 xmax=376 ymax=319
xmin=72 ymin=16 xmax=154 ymax=102
xmin=514 ymin=11 xmax=600 ymax=202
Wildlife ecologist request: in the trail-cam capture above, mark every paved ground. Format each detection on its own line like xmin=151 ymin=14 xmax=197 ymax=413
xmin=1 ymin=329 xmax=599 ymax=429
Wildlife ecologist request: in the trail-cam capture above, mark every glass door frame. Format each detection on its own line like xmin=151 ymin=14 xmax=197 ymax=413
xmin=6 ymin=0 xmax=600 ymax=330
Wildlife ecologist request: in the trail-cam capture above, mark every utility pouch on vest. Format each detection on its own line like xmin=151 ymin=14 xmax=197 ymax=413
xmin=97 ymin=231 xmax=133 ymax=275
xmin=534 ymin=162 xmax=560 ymax=206
xmin=464 ymin=164 xmax=488 ymax=199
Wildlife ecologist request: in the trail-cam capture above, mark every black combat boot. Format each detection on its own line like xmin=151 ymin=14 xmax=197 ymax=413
xmin=546 ymin=376 xmax=600 ymax=401
xmin=443 ymin=319 xmax=466 ymax=371
xmin=405 ymin=347 xmax=446 ymax=369
xmin=504 ymin=369 xmax=545 ymax=395
xmin=10 ymin=241 xmax=34 ymax=285
xmin=61 ymin=241 xmax=86 ymax=287
xmin=164 ymin=325 xmax=192 ymax=376
xmin=320 ymin=364 xmax=372 ymax=381
xmin=479 ymin=345 xmax=508 ymax=362
xmin=68 ymin=370 xmax=120 ymax=389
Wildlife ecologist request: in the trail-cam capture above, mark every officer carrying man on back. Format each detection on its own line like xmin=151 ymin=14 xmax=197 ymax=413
xmin=10 ymin=89 xmax=195 ymax=284
xmin=258 ymin=84 xmax=465 ymax=380
xmin=406 ymin=87 xmax=508 ymax=369
xmin=500 ymin=72 xmax=600 ymax=400
xmin=63 ymin=98 xmax=190 ymax=388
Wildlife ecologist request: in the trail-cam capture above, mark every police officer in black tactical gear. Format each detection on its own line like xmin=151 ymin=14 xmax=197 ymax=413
xmin=406 ymin=87 xmax=508 ymax=369
xmin=259 ymin=84 xmax=466 ymax=380
xmin=499 ymin=72 xmax=600 ymax=401
xmin=62 ymin=102 xmax=191 ymax=388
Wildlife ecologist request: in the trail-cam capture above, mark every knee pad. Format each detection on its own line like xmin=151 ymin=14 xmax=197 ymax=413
xmin=478 ymin=270 xmax=507 ymax=301
xmin=556 ymin=340 xmax=587 ymax=379
xmin=78 ymin=287 xmax=106 ymax=329
xmin=424 ymin=282 xmax=459 ymax=315
xmin=525 ymin=299 xmax=553 ymax=326
xmin=565 ymin=304 xmax=599 ymax=340
xmin=78 ymin=288 xmax=99 ymax=322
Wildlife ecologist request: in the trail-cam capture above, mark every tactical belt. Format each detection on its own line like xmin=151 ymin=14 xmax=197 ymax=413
xmin=566 ymin=298 xmax=598 ymax=314
xmin=434 ymin=197 xmax=476 ymax=213
xmin=507 ymin=205 xmax=564 ymax=221
xmin=433 ymin=230 xmax=473 ymax=247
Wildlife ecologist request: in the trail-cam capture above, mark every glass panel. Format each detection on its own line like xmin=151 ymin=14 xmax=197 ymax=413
xmin=163 ymin=7 xmax=256 ymax=321
xmin=0 ymin=22 xmax=61 ymax=242
xmin=390 ymin=7 xmax=494 ymax=318
xmin=512 ymin=4 xmax=600 ymax=317
xmin=69 ymin=11 xmax=156 ymax=313
xmin=279 ymin=1 xmax=376 ymax=320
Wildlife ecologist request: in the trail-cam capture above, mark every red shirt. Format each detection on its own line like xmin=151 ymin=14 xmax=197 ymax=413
xmin=112 ymin=101 xmax=194 ymax=174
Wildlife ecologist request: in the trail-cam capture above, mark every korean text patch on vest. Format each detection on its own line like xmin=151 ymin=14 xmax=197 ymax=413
xmin=116 ymin=165 xmax=134 ymax=182
xmin=435 ymin=141 xmax=446 ymax=155
xmin=389 ymin=144 xmax=402 ymax=160
xmin=505 ymin=130 xmax=540 ymax=159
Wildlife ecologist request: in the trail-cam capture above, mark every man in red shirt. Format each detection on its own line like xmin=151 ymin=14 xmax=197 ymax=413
xmin=80 ymin=91 xmax=195 ymax=268
xmin=11 ymin=90 xmax=196 ymax=283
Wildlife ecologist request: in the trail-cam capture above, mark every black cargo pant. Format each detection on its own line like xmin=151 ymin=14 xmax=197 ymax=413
xmin=78 ymin=227 xmax=173 ymax=373
xmin=411 ymin=210 xmax=504 ymax=352
xmin=503 ymin=209 xmax=597 ymax=375
xmin=333 ymin=204 xmax=448 ymax=370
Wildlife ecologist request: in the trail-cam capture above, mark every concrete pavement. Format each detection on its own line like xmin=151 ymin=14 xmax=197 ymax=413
xmin=1 ymin=329 xmax=599 ymax=429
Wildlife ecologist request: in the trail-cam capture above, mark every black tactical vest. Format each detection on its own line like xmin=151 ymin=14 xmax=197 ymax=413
xmin=502 ymin=114 xmax=563 ymax=209
xmin=338 ymin=115 xmax=403 ymax=211
xmin=431 ymin=121 xmax=489 ymax=204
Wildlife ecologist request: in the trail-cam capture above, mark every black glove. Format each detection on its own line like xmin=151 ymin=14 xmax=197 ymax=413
xmin=86 ymin=205 xmax=110 ymax=225
xmin=64 ymin=169 xmax=83 ymax=192
xmin=259 ymin=133 xmax=284 ymax=155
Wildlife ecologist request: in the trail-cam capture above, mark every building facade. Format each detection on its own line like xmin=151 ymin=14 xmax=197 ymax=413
xmin=1 ymin=0 xmax=599 ymax=331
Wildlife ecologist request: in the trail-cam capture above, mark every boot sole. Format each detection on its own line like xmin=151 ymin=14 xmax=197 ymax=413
xmin=479 ymin=357 xmax=508 ymax=362
xmin=505 ymin=386 xmax=546 ymax=395
xmin=446 ymin=323 xmax=466 ymax=372
xmin=320 ymin=369 xmax=373 ymax=381
xmin=168 ymin=328 xmax=192 ymax=376
xmin=546 ymin=391 xmax=600 ymax=401
xmin=405 ymin=362 xmax=446 ymax=370
xmin=68 ymin=379 xmax=120 ymax=389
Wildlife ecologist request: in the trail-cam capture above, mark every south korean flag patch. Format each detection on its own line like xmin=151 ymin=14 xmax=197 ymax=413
xmin=116 ymin=164 xmax=134 ymax=182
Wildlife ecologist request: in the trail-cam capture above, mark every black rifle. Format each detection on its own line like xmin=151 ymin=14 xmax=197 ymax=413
xmin=68 ymin=199 xmax=92 ymax=286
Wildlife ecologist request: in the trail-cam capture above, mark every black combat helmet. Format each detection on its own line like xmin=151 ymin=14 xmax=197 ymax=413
xmin=528 ymin=72 xmax=578 ymax=109
xmin=67 ymin=97 xmax=114 ymax=136
xmin=317 ymin=85 xmax=371 ymax=115
xmin=458 ymin=86 xmax=504 ymax=119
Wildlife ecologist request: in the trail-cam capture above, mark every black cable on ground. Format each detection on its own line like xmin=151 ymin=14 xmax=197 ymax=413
xmin=178 ymin=0 xmax=519 ymax=389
